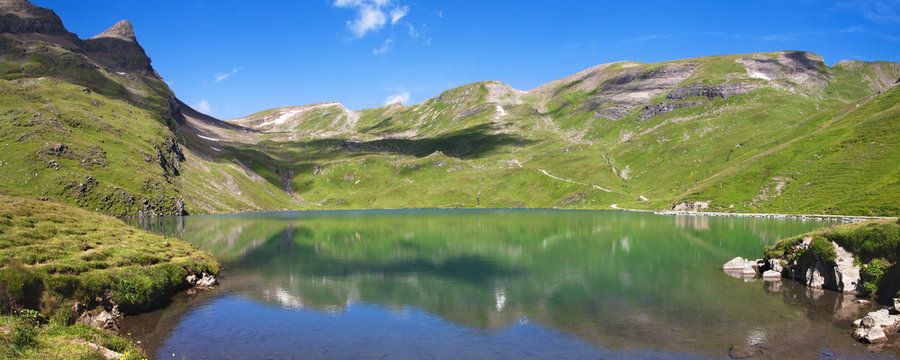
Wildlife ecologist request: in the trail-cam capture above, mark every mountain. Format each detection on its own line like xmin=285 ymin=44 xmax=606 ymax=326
xmin=1 ymin=0 xmax=899 ymax=216
xmin=0 ymin=0 xmax=295 ymax=216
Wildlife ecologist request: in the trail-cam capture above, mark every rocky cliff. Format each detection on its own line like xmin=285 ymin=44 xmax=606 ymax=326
xmin=762 ymin=235 xmax=861 ymax=293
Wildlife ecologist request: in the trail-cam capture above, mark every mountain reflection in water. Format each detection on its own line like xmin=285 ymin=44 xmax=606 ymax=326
xmin=124 ymin=210 xmax=895 ymax=359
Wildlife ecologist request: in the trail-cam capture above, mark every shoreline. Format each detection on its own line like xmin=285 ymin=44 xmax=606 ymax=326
xmin=610 ymin=204 xmax=897 ymax=223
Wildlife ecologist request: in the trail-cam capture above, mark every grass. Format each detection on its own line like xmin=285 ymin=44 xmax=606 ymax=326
xmin=0 ymin=194 xmax=219 ymax=358
xmin=3 ymin=30 xmax=900 ymax=218
xmin=0 ymin=310 xmax=147 ymax=360
xmin=0 ymin=194 xmax=219 ymax=313
xmin=763 ymin=219 xmax=900 ymax=299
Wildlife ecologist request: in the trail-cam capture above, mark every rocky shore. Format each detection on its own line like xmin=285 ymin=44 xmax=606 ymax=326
xmin=723 ymin=218 xmax=900 ymax=346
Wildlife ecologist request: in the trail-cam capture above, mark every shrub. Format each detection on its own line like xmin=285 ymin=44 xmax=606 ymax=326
xmin=860 ymin=258 xmax=889 ymax=295
xmin=809 ymin=236 xmax=837 ymax=263
xmin=9 ymin=309 xmax=42 ymax=350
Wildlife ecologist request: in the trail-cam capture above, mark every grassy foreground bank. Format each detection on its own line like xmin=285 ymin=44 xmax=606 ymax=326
xmin=0 ymin=194 xmax=219 ymax=359
xmin=764 ymin=218 xmax=900 ymax=300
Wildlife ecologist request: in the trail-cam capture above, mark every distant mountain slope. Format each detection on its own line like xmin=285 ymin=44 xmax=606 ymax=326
xmin=1 ymin=0 xmax=898 ymax=216
xmin=223 ymin=51 xmax=899 ymax=215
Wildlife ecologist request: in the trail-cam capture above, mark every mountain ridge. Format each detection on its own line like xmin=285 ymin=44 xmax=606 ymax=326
xmin=1 ymin=0 xmax=899 ymax=216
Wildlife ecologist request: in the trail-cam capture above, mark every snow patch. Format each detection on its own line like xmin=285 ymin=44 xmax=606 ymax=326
xmin=260 ymin=103 xmax=340 ymax=127
xmin=198 ymin=135 xmax=219 ymax=142
xmin=495 ymin=105 xmax=507 ymax=117
xmin=264 ymin=109 xmax=303 ymax=127
xmin=210 ymin=147 xmax=222 ymax=152
xmin=750 ymin=72 xmax=770 ymax=81
xmin=116 ymin=72 xmax=126 ymax=75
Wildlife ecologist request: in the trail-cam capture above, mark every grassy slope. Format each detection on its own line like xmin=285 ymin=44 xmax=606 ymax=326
xmin=0 ymin=33 xmax=301 ymax=216
xmin=0 ymin=194 xmax=218 ymax=358
xmin=666 ymin=85 xmax=900 ymax=216
xmin=2 ymin=20 xmax=899 ymax=218
xmin=224 ymin=52 xmax=900 ymax=215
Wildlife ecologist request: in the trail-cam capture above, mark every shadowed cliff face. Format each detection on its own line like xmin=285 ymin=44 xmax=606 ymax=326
xmin=0 ymin=0 xmax=70 ymax=35
xmin=83 ymin=20 xmax=156 ymax=76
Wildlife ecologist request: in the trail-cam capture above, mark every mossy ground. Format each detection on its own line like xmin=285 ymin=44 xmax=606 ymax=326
xmin=0 ymin=194 xmax=219 ymax=358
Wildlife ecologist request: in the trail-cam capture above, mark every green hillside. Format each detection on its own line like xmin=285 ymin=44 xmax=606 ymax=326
xmin=1 ymin=0 xmax=899 ymax=216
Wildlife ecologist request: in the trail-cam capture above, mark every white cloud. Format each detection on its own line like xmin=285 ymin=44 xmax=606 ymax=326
xmin=193 ymin=99 xmax=211 ymax=114
xmin=372 ymin=38 xmax=393 ymax=55
xmin=437 ymin=10 xmax=443 ymax=18
xmin=406 ymin=23 xmax=419 ymax=37
xmin=390 ymin=6 xmax=408 ymax=24
xmin=333 ymin=0 xmax=410 ymax=37
xmin=384 ymin=91 xmax=409 ymax=105
xmin=214 ymin=68 xmax=239 ymax=83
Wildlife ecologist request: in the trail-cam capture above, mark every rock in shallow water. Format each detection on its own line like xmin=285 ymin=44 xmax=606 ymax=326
xmin=853 ymin=326 xmax=888 ymax=343
xmin=762 ymin=270 xmax=781 ymax=281
xmin=723 ymin=257 xmax=753 ymax=271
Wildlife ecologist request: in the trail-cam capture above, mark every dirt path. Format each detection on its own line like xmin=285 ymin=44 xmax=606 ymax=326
xmin=537 ymin=168 xmax=612 ymax=192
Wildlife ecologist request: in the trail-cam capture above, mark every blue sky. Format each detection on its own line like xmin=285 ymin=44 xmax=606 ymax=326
xmin=34 ymin=0 xmax=900 ymax=119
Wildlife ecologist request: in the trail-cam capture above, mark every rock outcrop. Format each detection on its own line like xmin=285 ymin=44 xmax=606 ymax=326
xmin=83 ymin=19 xmax=156 ymax=76
xmin=671 ymin=201 xmax=711 ymax=212
xmin=0 ymin=0 xmax=72 ymax=35
xmin=763 ymin=236 xmax=861 ymax=294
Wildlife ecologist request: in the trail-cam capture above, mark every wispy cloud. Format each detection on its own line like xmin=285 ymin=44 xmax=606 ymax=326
xmin=215 ymin=68 xmax=239 ymax=83
xmin=384 ymin=91 xmax=409 ymax=105
xmin=390 ymin=6 xmax=408 ymax=24
xmin=373 ymin=38 xmax=393 ymax=55
xmin=193 ymin=99 xmax=211 ymax=114
xmin=621 ymin=33 xmax=672 ymax=44
xmin=838 ymin=0 xmax=900 ymax=24
xmin=333 ymin=0 xmax=409 ymax=37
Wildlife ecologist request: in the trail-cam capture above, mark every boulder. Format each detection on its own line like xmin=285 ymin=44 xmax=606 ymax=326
xmin=762 ymin=270 xmax=781 ymax=281
xmin=853 ymin=326 xmax=888 ymax=344
xmin=723 ymin=257 xmax=752 ymax=271
xmin=861 ymin=309 xmax=897 ymax=328
xmin=187 ymin=272 xmax=217 ymax=289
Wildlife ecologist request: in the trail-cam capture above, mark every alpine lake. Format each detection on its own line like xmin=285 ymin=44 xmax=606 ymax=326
xmin=122 ymin=210 xmax=900 ymax=359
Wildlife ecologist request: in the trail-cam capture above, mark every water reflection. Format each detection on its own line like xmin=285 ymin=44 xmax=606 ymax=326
xmin=125 ymin=210 xmax=896 ymax=359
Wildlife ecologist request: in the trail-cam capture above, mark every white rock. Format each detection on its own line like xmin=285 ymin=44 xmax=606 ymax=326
xmin=762 ymin=270 xmax=782 ymax=281
xmin=197 ymin=273 xmax=217 ymax=288
xmin=861 ymin=309 xmax=893 ymax=328
xmin=723 ymin=257 xmax=751 ymax=271
xmin=853 ymin=326 xmax=887 ymax=343
xmin=833 ymin=241 xmax=861 ymax=293
xmin=767 ymin=259 xmax=783 ymax=273
xmin=742 ymin=264 xmax=757 ymax=277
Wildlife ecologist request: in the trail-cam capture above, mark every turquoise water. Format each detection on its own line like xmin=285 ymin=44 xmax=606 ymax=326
xmin=124 ymin=210 xmax=895 ymax=359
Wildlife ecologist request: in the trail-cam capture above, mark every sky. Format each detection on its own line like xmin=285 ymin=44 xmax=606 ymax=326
xmin=33 ymin=0 xmax=900 ymax=119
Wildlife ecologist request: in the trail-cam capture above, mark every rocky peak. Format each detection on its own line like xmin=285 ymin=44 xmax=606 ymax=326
xmin=89 ymin=20 xmax=135 ymax=42
xmin=0 ymin=0 xmax=72 ymax=35
xmin=83 ymin=19 xmax=155 ymax=76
